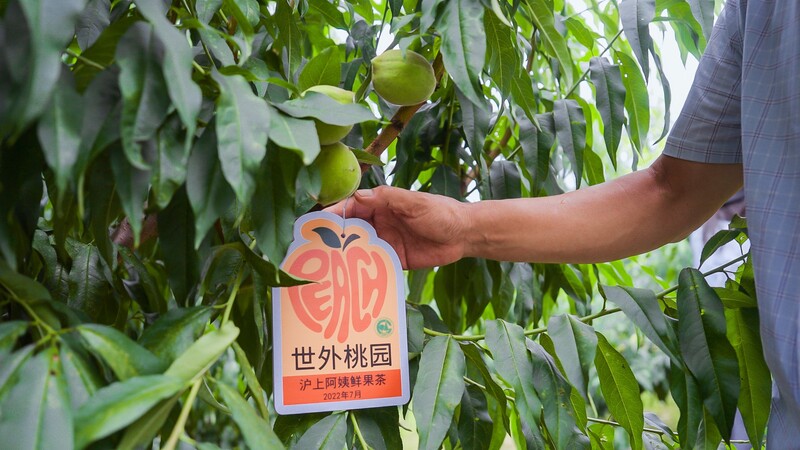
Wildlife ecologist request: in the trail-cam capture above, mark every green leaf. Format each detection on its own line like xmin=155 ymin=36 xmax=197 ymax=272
xmin=594 ymin=333 xmax=644 ymax=450
xmin=3 ymin=0 xmax=87 ymax=133
xmin=117 ymin=395 xmax=180 ymax=450
xmin=420 ymin=0 xmax=445 ymax=32
xmin=291 ymin=412 xmax=346 ymax=450
xmin=407 ymin=305 xmax=425 ymax=355
xmin=589 ymin=57 xmax=625 ymax=167
xmin=469 ymin=259 xmax=500 ymax=327
xmin=695 ymin=407 xmax=722 ymax=449
xmin=483 ymin=11 xmax=519 ymax=96
xmin=73 ymin=15 xmax=138 ymax=91
xmin=85 ymin=153 xmax=121 ymax=267
xmin=527 ymin=0 xmax=575 ymax=87
xmin=587 ymin=422 xmax=615 ymax=449
xmin=669 ymin=363 xmax=704 ymax=448
xmin=0 ymin=129 xmax=45 ymax=269
xmin=269 ymin=109 xmax=321 ymax=165
xmin=196 ymin=23 xmax=236 ymax=66
xmin=351 ymin=148 xmax=385 ymax=166
xmin=274 ymin=412 xmax=332 ymax=447
xmin=298 ymin=46 xmax=342 ymax=92
xmin=565 ymin=16 xmax=599 ymax=51
xmin=223 ymin=0 xmax=255 ymax=63
xmin=510 ymin=72 xmax=539 ymax=126
xmin=460 ymin=342 xmax=509 ymax=427
xmin=457 ymin=87 xmax=489 ymax=163
xmin=431 ymin=165 xmax=462 ymax=200
xmin=352 ymin=408 xmax=403 ymax=450
xmin=217 ymin=381 xmax=285 ymax=449
xmin=77 ymin=324 xmax=166 ymax=380
xmin=241 ymin=242 xmax=310 ymax=287
xmin=74 ymin=374 xmax=184 ymax=449
xmin=484 ymin=320 xmax=545 ymax=448
xmin=116 ymin=22 xmax=171 ymax=169
xmin=0 ymin=346 xmax=35 ymax=401
xmin=433 ymin=259 xmax=473 ymax=331
xmin=139 ymin=306 xmax=212 ymax=364
xmin=66 ymin=239 xmax=114 ymax=323
xmin=515 ymin=110 xmax=548 ymax=188
xmin=508 ymin=262 xmax=537 ymax=328
xmin=135 ymin=0 xmax=201 ymax=137
xmin=677 ymin=268 xmax=739 ymax=441
xmin=725 ymin=308 xmax=770 ymax=448
xmin=527 ymin=339 xmax=590 ymax=450
xmin=109 ymin=142 xmax=150 ymax=245
xmin=553 ymin=99 xmax=586 ymax=188
xmin=197 ymin=0 xmax=223 ymax=24
xmin=644 ymin=412 xmax=677 ymax=442
xmin=200 ymin=243 xmax=247 ymax=296
xmin=0 ymin=321 xmax=28 ymax=353
xmin=699 ymin=229 xmax=742 ymax=267
xmin=157 ymin=187 xmax=199 ymax=304
xmin=252 ymin=146 xmax=301 ymax=264
xmin=309 ymin=0 xmax=348 ymax=29
xmin=412 ymin=335 xmax=465 ymax=450
xmin=152 ymin=115 xmax=190 ymax=208
xmin=713 ymin=287 xmax=757 ymax=309
xmin=617 ymin=52 xmax=649 ymax=153
xmin=213 ymin=70 xmax=271 ymax=203
xmin=602 ymin=285 xmax=681 ymax=363
xmin=231 ymin=342 xmax=268 ymax=418
xmin=0 ymin=262 xmax=52 ymax=303
xmin=547 ymin=314 xmax=598 ymax=400
xmin=0 ymin=347 xmax=73 ymax=450
xmin=457 ymin=385 xmax=494 ymax=450
xmin=438 ymin=0 xmax=486 ymax=106
xmin=489 ymin=160 xmax=522 ymax=200
xmin=650 ymin=47 xmax=672 ymax=144
xmin=118 ymin=246 xmax=165 ymax=313
xmin=583 ymin=147 xmax=605 ymax=186
xmin=164 ymin=321 xmax=240 ymax=382
xmin=620 ymin=0 xmax=655 ymax=80
xmin=59 ymin=343 xmax=102 ymax=410
xmin=687 ymin=0 xmax=714 ymax=40
xmin=186 ymin=125 xmax=236 ymax=248
xmin=274 ymin=91 xmax=377 ymax=126
xmin=275 ymin=0 xmax=302 ymax=79
xmin=37 ymin=69 xmax=84 ymax=197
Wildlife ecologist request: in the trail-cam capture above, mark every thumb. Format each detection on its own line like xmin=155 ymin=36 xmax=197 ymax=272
xmin=323 ymin=188 xmax=379 ymax=220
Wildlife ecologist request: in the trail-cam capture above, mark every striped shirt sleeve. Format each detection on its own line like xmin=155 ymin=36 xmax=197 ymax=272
xmin=663 ymin=0 xmax=744 ymax=164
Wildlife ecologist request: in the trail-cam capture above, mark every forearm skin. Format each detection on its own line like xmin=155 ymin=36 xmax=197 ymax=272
xmin=462 ymin=155 xmax=743 ymax=264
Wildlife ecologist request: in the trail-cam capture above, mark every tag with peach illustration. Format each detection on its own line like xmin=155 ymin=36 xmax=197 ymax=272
xmin=273 ymin=211 xmax=409 ymax=414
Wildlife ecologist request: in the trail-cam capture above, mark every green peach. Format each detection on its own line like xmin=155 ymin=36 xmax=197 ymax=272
xmin=304 ymin=85 xmax=355 ymax=145
xmin=310 ymin=142 xmax=361 ymax=206
xmin=371 ymin=49 xmax=436 ymax=106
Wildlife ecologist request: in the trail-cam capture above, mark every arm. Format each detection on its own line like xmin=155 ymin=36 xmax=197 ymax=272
xmin=327 ymin=155 xmax=743 ymax=269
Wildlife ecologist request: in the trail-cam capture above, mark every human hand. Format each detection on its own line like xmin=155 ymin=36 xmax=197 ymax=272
xmin=325 ymin=186 xmax=470 ymax=270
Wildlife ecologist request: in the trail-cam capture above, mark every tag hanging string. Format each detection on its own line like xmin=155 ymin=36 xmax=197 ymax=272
xmin=340 ymin=196 xmax=351 ymax=238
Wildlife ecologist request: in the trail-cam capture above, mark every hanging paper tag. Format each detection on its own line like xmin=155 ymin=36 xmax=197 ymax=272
xmin=273 ymin=211 xmax=409 ymax=414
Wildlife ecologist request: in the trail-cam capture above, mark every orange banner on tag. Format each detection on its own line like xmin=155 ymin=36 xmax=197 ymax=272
xmin=273 ymin=211 xmax=409 ymax=414
xmin=282 ymin=369 xmax=402 ymax=405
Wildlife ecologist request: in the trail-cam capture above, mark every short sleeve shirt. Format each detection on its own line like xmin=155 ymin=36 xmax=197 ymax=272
xmin=663 ymin=0 xmax=800 ymax=441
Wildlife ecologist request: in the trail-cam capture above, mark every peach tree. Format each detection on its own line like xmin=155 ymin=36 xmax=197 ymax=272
xmin=0 ymin=0 xmax=769 ymax=449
